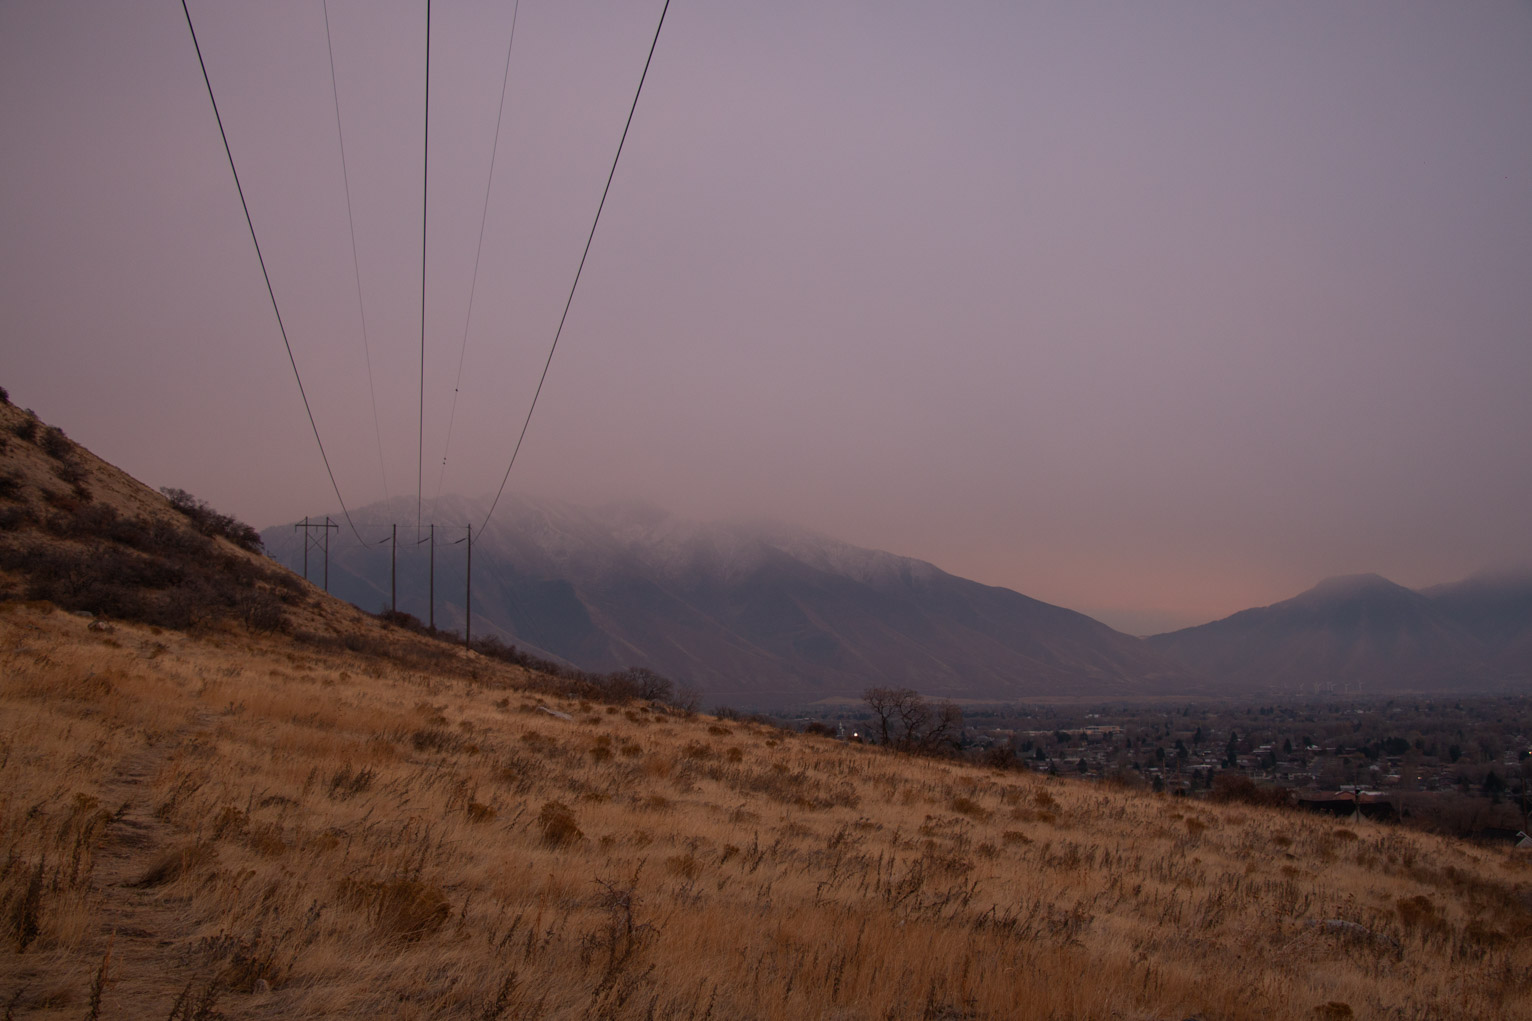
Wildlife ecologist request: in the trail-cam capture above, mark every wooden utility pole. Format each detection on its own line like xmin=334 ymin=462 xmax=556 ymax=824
xmin=428 ymin=524 xmax=435 ymax=631
xmin=390 ymin=524 xmax=397 ymax=613
xmin=294 ymin=516 xmax=339 ymax=591
xmin=465 ymin=524 xmax=472 ymax=647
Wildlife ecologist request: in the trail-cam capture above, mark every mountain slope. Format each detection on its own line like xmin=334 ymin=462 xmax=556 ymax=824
xmin=1146 ymin=572 xmax=1524 ymax=693
xmin=263 ymin=497 xmax=1197 ymax=704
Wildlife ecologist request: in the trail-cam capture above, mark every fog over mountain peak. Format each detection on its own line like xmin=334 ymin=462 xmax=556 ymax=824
xmin=1305 ymin=573 xmax=1407 ymax=597
xmin=265 ymin=493 xmax=1194 ymax=706
xmin=263 ymin=495 xmax=1532 ymax=704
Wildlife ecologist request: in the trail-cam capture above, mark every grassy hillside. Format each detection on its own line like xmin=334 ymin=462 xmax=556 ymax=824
xmin=2 ymin=603 xmax=1530 ymax=1020
xmin=2 ymin=397 xmax=1530 ymax=1019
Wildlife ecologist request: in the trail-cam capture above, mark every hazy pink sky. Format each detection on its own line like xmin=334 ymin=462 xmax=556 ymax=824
xmin=3 ymin=1 xmax=1530 ymax=633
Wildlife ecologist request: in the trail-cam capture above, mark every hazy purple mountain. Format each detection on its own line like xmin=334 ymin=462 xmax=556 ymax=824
xmin=263 ymin=500 xmax=1531 ymax=701
xmin=263 ymin=496 xmax=1198 ymax=705
xmin=1146 ymin=572 xmax=1532 ymax=693
xmin=1418 ymin=569 xmax=1532 ymax=679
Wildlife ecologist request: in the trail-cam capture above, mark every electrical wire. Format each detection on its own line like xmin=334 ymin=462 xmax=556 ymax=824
xmin=322 ymin=0 xmax=390 ymax=509
xmin=180 ymin=0 xmax=365 ymax=545
xmin=431 ymin=0 xmax=522 ymax=523
xmin=418 ymin=0 xmax=432 ymax=541
xmin=480 ymin=0 xmax=671 ymax=534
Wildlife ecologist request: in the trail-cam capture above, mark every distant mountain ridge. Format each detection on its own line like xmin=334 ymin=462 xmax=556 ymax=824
xmin=1146 ymin=570 xmax=1532 ymax=694
xmin=263 ymin=495 xmax=1197 ymax=705
xmin=262 ymin=496 xmax=1532 ymax=703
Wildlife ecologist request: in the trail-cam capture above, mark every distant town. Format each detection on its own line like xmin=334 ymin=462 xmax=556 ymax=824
xmin=790 ymin=694 xmax=1532 ymax=841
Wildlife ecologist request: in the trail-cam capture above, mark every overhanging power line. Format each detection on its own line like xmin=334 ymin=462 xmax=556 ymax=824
xmin=180 ymin=0 xmax=365 ymax=545
xmin=480 ymin=0 xmax=672 ymax=534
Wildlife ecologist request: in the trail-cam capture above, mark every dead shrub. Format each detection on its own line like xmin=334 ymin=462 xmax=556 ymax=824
xmin=1396 ymin=894 xmax=1443 ymax=933
xmin=6 ymin=860 xmax=45 ymax=951
xmin=412 ymin=727 xmax=461 ymax=754
xmin=1462 ymin=919 xmax=1509 ymax=950
xmin=238 ymin=592 xmax=286 ymax=634
xmin=246 ymin=824 xmax=287 ymax=858
xmin=665 ymin=853 xmax=702 ymax=880
xmin=340 ymin=879 xmax=450 ymax=942
xmin=950 ymin=795 xmax=988 ymax=820
xmin=211 ymin=806 xmax=248 ymax=840
xmin=40 ymin=425 xmax=73 ymax=460
xmin=199 ymin=931 xmax=284 ymax=992
xmin=328 ymin=763 xmax=377 ymax=800
xmin=579 ymin=879 xmax=654 ymax=975
xmin=727 ymin=764 xmax=860 ymax=810
xmin=538 ymin=801 xmax=583 ymax=846
xmin=128 ymin=842 xmax=216 ymax=888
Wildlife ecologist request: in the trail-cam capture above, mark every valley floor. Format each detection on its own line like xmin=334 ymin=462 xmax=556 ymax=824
xmin=2 ymin=603 xmax=1529 ymax=1020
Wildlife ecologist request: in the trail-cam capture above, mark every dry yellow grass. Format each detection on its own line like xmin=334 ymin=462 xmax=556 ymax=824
xmin=2 ymin=602 xmax=1530 ymax=1020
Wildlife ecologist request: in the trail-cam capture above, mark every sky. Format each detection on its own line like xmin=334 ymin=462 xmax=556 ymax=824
xmin=3 ymin=1 xmax=1530 ymax=635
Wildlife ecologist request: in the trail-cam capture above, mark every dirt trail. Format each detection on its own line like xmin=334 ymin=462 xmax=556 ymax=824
xmin=6 ymin=711 xmax=220 ymax=1017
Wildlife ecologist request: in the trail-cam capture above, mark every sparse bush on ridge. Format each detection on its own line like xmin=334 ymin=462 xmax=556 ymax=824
xmin=159 ymin=486 xmax=264 ymax=553
xmin=378 ymin=607 xmax=427 ymax=631
xmin=39 ymin=425 xmax=72 ymax=461
xmin=0 ymin=475 xmax=294 ymax=633
xmin=465 ymin=633 xmax=694 ymax=712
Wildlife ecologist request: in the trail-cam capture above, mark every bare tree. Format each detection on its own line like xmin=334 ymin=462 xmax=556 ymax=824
xmin=921 ymin=700 xmax=964 ymax=752
xmin=893 ymin=692 xmax=932 ymax=750
xmin=862 ymin=687 xmax=963 ymax=754
xmin=863 ymin=687 xmax=902 ymax=746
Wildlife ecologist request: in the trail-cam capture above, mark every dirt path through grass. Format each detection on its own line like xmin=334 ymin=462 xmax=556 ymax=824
xmin=13 ymin=710 xmax=225 ymax=1016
